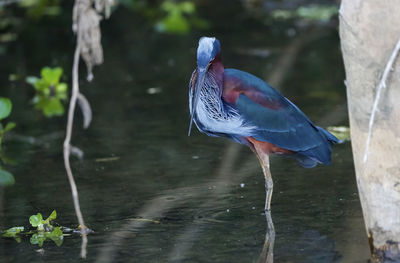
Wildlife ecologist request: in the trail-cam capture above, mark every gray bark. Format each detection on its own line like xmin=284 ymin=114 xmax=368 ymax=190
xmin=339 ymin=0 xmax=400 ymax=261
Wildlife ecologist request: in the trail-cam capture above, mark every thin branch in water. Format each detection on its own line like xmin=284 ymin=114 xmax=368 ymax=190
xmin=363 ymin=37 xmax=400 ymax=163
xmin=64 ymin=0 xmax=114 ymax=258
xmin=70 ymin=145 xmax=84 ymax=160
xmin=63 ymin=40 xmax=88 ymax=259
xmin=77 ymin=93 xmax=92 ymax=129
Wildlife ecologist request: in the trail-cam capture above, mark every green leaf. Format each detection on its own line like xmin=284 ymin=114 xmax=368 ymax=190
xmin=48 ymin=210 xmax=57 ymax=221
xmin=179 ymin=1 xmax=195 ymax=13
xmin=41 ymin=67 xmax=62 ymax=85
xmin=56 ymin=83 xmax=68 ymax=100
xmin=2 ymin=226 xmax=24 ymax=237
xmin=51 ymin=227 xmax=62 ymax=236
xmin=29 ymin=213 xmax=43 ymax=228
xmin=34 ymin=79 xmax=50 ymax=94
xmin=29 ymin=67 xmax=67 ymax=117
xmin=4 ymin=122 xmax=16 ymax=133
xmin=49 ymin=230 xmax=63 ymax=246
xmin=56 ymin=83 xmax=67 ymax=93
xmin=30 ymin=233 xmax=45 ymax=247
xmin=0 ymin=169 xmax=15 ymax=186
xmin=161 ymin=1 xmax=174 ymax=12
xmin=156 ymin=13 xmax=190 ymax=34
xmin=43 ymin=98 xmax=64 ymax=117
xmin=0 ymin=97 xmax=12 ymax=120
xmin=30 ymin=227 xmax=64 ymax=247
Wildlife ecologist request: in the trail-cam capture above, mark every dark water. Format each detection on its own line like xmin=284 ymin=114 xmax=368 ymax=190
xmin=0 ymin=1 xmax=370 ymax=262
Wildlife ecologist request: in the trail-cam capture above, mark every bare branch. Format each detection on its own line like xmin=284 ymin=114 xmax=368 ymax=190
xmin=65 ymin=0 xmax=115 ymax=258
xmin=63 ymin=40 xmax=88 ymax=259
xmin=70 ymin=145 xmax=84 ymax=159
xmin=77 ymin=93 xmax=92 ymax=129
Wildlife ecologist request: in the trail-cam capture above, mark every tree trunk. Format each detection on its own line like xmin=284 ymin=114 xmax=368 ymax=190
xmin=339 ymin=0 xmax=400 ymax=261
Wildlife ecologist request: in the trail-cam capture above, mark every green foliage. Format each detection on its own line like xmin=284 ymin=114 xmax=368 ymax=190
xmin=271 ymin=5 xmax=338 ymax=22
xmin=2 ymin=227 xmax=24 ymax=238
xmin=19 ymin=0 xmax=61 ymax=20
xmin=155 ymin=0 xmax=208 ymax=34
xmin=30 ymin=227 xmax=63 ymax=247
xmin=29 ymin=214 xmax=63 ymax=247
xmin=0 ymin=169 xmax=15 ymax=186
xmin=26 ymin=67 xmax=68 ymax=117
xmin=0 ymin=97 xmax=12 ymax=120
xmin=29 ymin=210 xmax=57 ymax=231
xmin=0 ymin=97 xmax=16 ymax=186
xmin=3 ymin=210 xmax=64 ymax=247
xmin=2 ymin=226 xmax=24 ymax=243
xmin=2 ymin=210 xmax=93 ymax=247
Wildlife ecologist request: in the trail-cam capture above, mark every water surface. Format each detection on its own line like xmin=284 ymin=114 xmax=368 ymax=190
xmin=0 ymin=1 xmax=370 ymax=262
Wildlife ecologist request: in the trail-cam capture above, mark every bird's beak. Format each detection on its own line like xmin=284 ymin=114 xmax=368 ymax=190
xmin=188 ymin=68 xmax=207 ymax=136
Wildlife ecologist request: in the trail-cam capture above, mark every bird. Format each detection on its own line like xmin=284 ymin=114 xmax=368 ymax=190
xmin=188 ymin=36 xmax=338 ymax=169
xmin=187 ymin=37 xmax=339 ymax=261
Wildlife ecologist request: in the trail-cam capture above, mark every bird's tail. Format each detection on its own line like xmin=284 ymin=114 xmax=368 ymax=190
xmin=291 ymin=153 xmax=318 ymax=168
xmin=293 ymin=126 xmax=339 ymax=168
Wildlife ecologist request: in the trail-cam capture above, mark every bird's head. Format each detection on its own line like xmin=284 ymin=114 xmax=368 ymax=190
xmin=188 ymin=37 xmax=221 ymax=136
xmin=196 ymin=37 xmax=221 ymax=71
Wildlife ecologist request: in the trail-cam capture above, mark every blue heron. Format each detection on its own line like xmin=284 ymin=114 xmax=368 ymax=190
xmin=188 ymin=36 xmax=339 ymax=261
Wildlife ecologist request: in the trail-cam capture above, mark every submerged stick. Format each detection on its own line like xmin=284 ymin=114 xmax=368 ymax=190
xmin=363 ymin=37 xmax=400 ymax=163
xmin=63 ymin=40 xmax=88 ymax=259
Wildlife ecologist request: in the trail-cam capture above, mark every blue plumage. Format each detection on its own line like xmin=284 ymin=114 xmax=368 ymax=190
xmin=188 ymin=37 xmax=338 ymax=168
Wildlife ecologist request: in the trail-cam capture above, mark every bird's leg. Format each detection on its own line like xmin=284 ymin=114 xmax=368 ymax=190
xmin=253 ymin=148 xmax=275 ymax=263
xmin=259 ymin=153 xmax=273 ymax=213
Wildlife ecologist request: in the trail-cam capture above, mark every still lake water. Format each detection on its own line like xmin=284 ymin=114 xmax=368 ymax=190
xmin=0 ymin=1 xmax=370 ymax=262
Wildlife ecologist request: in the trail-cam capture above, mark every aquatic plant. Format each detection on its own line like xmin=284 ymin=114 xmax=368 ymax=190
xmin=26 ymin=67 xmax=68 ymax=117
xmin=0 ymin=97 xmax=16 ymax=186
xmin=0 ymin=97 xmax=15 ymax=150
xmin=2 ymin=210 xmax=82 ymax=247
xmin=28 ymin=211 xmax=64 ymax=246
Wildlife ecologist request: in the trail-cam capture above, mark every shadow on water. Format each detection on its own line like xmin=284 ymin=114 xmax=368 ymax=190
xmin=0 ymin=0 xmax=371 ymax=262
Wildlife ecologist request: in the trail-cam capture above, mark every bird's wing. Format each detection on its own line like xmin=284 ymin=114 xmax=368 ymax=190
xmin=222 ymin=68 xmax=333 ymax=160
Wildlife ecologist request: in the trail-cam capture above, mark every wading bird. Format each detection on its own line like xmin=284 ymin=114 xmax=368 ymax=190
xmin=188 ymin=37 xmax=339 ymax=261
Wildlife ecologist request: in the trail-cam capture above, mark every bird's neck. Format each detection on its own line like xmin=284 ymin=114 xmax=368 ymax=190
xmin=209 ymin=54 xmax=224 ymax=87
